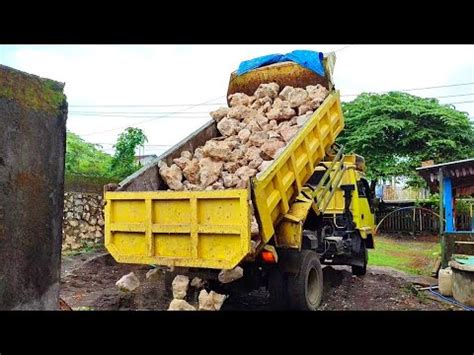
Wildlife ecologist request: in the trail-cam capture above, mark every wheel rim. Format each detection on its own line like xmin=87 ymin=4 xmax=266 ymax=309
xmin=307 ymin=267 xmax=319 ymax=305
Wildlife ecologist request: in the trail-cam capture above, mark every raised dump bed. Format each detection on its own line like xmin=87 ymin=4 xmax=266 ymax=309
xmin=105 ymin=89 xmax=344 ymax=269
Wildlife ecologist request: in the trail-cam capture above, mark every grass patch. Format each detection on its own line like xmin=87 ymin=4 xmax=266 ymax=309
xmin=62 ymin=243 xmax=105 ymax=257
xmin=368 ymin=235 xmax=440 ymax=275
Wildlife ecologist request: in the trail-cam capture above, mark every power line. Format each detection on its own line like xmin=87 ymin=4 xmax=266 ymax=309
xmin=435 ymin=93 xmax=474 ymax=99
xmin=71 ymin=114 xmax=210 ymax=120
xmin=444 ymin=100 xmax=474 ymax=105
xmin=69 ymin=113 xmax=212 ymax=119
xmin=81 ymin=95 xmax=224 ymax=137
xmin=342 ymin=82 xmax=474 ymax=97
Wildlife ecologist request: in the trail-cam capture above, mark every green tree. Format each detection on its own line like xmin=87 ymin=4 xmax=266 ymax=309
xmin=338 ymin=92 xmax=474 ymax=187
xmin=66 ymin=131 xmax=113 ymax=177
xmin=110 ymin=127 xmax=148 ymax=179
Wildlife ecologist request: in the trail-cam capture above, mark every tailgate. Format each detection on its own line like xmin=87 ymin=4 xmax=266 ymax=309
xmin=252 ymin=92 xmax=344 ymax=243
xmin=104 ymin=189 xmax=251 ymax=269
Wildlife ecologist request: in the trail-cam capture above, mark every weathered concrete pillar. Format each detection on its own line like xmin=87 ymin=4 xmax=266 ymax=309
xmin=0 ymin=65 xmax=67 ymax=310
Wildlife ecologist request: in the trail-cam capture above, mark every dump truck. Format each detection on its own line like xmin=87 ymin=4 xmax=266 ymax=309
xmin=104 ymin=53 xmax=376 ymax=310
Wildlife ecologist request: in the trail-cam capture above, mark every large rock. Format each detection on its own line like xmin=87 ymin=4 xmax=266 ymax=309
xmin=227 ymin=105 xmax=255 ymax=121
xmin=229 ymin=147 xmax=246 ymax=162
xmin=171 ymin=275 xmax=189 ymax=300
xmin=251 ymin=96 xmax=273 ymax=111
xmin=199 ymin=158 xmax=223 ymax=188
xmin=248 ymin=131 xmax=269 ymax=147
xmin=182 ymin=159 xmax=200 ymax=184
xmin=203 ymin=140 xmax=232 ymax=161
xmin=254 ymin=82 xmax=279 ymax=99
xmin=168 ymin=299 xmax=196 ymax=311
xmin=261 ymin=140 xmax=286 ymax=160
xmin=210 ymin=107 xmax=229 ymax=122
xmin=217 ymin=117 xmax=240 ymax=137
xmin=222 ymin=172 xmax=240 ymax=188
xmin=159 ymin=162 xmax=183 ymax=191
xmin=218 ymin=266 xmax=244 ymax=284
xmin=238 ymin=128 xmax=251 ymax=143
xmin=306 ymin=84 xmax=328 ymax=102
xmin=235 ymin=166 xmax=258 ymax=183
xmin=244 ymin=146 xmax=262 ymax=162
xmin=190 ymin=277 xmax=205 ymax=289
xmin=279 ymin=86 xmax=309 ymax=108
xmin=228 ymin=93 xmax=254 ymax=107
xmin=266 ymin=98 xmax=296 ymax=121
xmin=116 ymin=272 xmax=140 ymax=292
xmin=193 ymin=147 xmax=204 ymax=160
xmin=173 ymin=156 xmax=191 ymax=171
xmin=223 ymin=161 xmax=240 ymax=174
xmin=180 ymin=151 xmax=193 ymax=160
xmin=245 ymin=120 xmax=263 ymax=133
xmin=279 ymin=123 xmax=299 ymax=143
xmin=198 ymin=290 xmax=227 ymax=311
xmin=145 ymin=268 xmax=162 ymax=280
xmin=248 ymin=157 xmax=263 ymax=170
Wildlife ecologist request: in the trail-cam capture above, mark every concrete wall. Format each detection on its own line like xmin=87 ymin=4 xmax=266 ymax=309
xmin=0 ymin=65 xmax=67 ymax=310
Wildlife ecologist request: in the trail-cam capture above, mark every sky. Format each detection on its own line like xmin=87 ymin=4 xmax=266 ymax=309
xmin=1 ymin=45 xmax=473 ymax=156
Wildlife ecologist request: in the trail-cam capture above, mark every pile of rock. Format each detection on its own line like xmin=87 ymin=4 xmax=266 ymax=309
xmin=63 ymin=192 xmax=105 ymax=250
xmin=167 ymin=275 xmax=227 ymax=311
xmin=158 ymin=82 xmax=329 ymax=192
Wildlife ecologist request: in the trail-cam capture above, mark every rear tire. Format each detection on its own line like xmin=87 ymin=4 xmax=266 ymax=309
xmin=268 ymin=268 xmax=289 ymax=310
xmin=351 ymin=242 xmax=368 ymax=276
xmin=287 ymin=250 xmax=323 ymax=311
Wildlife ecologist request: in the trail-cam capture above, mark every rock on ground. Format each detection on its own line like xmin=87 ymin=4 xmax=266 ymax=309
xmin=172 ymin=275 xmax=189 ymax=300
xmin=116 ymin=272 xmax=140 ymax=292
xmin=190 ymin=277 xmax=205 ymax=288
xmin=218 ymin=266 xmax=244 ymax=284
xmin=198 ymin=289 xmax=227 ymax=311
xmin=145 ymin=268 xmax=162 ymax=280
xmin=168 ymin=299 xmax=196 ymax=311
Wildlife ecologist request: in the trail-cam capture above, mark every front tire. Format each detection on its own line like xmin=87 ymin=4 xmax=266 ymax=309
xmin=287 ymin=250 xmax=323 ymax=311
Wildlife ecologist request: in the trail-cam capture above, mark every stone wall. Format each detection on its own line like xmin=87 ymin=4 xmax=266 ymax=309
xmin=63 ymin=192 xmax=105 ymax=251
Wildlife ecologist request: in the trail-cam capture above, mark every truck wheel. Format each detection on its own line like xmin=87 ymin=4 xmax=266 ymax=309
xmin=351 ymin=242 xmax=368 ymax=276
xmin=268 ymin=268 xmax=289 ymax=310
xmin=287 ymin=250 xmax=323 ymax=311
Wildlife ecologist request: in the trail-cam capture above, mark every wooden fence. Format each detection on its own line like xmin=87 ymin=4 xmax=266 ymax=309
xmin=376 ymin=209 xmax=472 ymax=234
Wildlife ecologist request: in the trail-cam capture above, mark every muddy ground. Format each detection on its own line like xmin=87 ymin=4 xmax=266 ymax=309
xmin=60 ymin=250 xmax=460 ymax=311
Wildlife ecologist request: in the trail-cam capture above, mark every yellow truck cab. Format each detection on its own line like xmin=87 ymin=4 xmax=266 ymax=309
xmin=103 ymin=53 xmax=376 ymax=310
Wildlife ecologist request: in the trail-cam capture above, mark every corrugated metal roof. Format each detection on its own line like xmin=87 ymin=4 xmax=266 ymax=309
xmin=417 ymin=158 xmax=474 ymax=196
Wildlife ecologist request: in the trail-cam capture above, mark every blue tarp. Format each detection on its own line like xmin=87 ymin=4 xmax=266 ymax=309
xmin=236 ymin=50 xmax=325 ymax=77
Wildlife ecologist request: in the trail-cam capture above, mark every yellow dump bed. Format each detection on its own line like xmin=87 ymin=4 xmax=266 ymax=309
xmin=105 ymin=92 xmax=344 ymax=269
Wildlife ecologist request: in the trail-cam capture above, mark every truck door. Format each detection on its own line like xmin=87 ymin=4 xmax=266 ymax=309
xmin=356 ymin=177 xmax=375 ymax=229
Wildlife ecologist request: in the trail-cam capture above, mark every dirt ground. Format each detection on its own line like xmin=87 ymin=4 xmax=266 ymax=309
xmin=60 ymin=250 xmax=460 ymax=311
